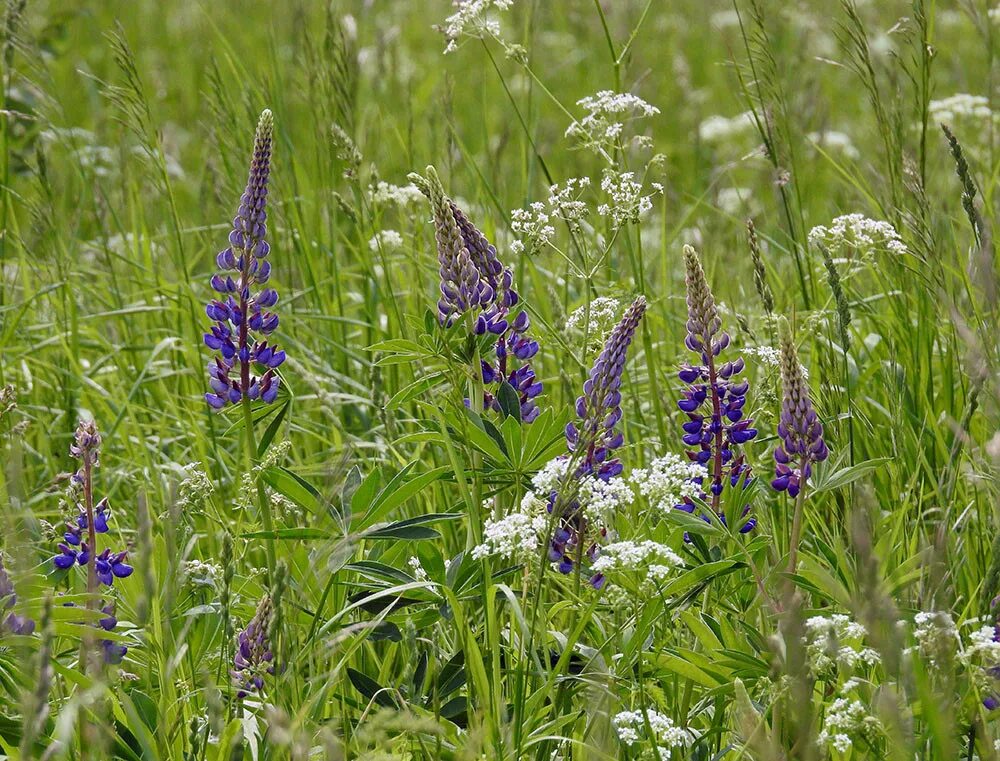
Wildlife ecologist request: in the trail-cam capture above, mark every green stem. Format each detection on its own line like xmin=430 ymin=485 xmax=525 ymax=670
xmin=786 ymin=471 xmax=808 ymax=578
xmin=242 ymin=398 xmax=276 ymax=583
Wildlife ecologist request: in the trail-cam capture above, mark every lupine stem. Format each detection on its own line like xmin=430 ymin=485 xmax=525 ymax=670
xmin=242 ymin=398 xmax=276 ymax=583
xmin=786 ymin=468 xmax=808 ymax=577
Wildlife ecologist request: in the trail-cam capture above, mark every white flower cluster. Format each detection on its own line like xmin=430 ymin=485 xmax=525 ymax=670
xmin=804 ymin=614 xmax=880 ymax=676
xmin=591 ymin=540 xmax=683 ymax=585
xmin=565 ymin=90 xmax=660 ymax=153
xmin=630 ymin=454 xmax=705 ymax=515
xmin=613 ymin=710 xmax=689 ymax=756
xmin=472 ymin=494 xmax=549 ymax=561
xmin=965 ymin=624 xmax=1000 ymax=661
xmin=177 ymin=465 xmax=214 ymax=508
xmin=369 ymin=230 xmax=404 ymax=252
xmin=509 ymin=177 xmax=591 ymax=255
xmin=531 ymin=457 xmax=632 ymax=526
xmin=928 ymin=93 xmax=993 ymax=124
xmin=817 ymin=698 xmax=883 ymax=754
xmin=698 ymin=110 xmax=756 ymax=143
xmin=807 ymin=130 xmax=860 ymax=160
xmin=565 ymin=297 xmax=620 ymax=351
xmin=743 ymin=346 xmax=809 ymax=379
xmin=597 ymin=170 xmax=662 ymax=227
xmin=441 ymin=0 xmax=514 ymax=54
xmin=808 ymin=213 xmax=907 ymax=256
xmin=908 ymin=611 xmax=959 ymax=666
xmin=369 ymin=181 xmax=424 ymax=207
xmin=510 ymin=203 xmax=556 ymax=255
xmin=182 ymin=559 xmax=222 ymax=589
xmin=408 ymin=556 xmax=429 ymax=582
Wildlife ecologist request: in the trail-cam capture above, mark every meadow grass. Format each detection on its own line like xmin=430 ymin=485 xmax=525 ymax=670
xmin=1 ymin=0 xmax=999 ymax=759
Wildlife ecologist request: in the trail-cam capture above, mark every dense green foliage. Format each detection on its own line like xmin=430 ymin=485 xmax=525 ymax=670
xmin=2 ymin=0 xmax=1000 ymax=758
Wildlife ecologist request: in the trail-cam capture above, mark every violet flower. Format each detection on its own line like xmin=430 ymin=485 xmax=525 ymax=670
xmin=772 ymin=324 xmax=828 ymax=496
xmin=232 ymin=595 xmax=275 ymax=699
xmin=550 ymin=296 xmax=647 ymax=579
xmin=205 ymin=109 xmax=285 ymax=409
xmin=411 ymin=165 xmax=543 ymax=421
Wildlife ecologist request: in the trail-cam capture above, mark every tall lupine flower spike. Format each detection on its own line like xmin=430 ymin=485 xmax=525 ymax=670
xmin=772 ymin=322 xmax=828 ymax=497
xmin=410 ymin=165 xmax=543 ymax=421
xmin=675 ymin=246 xmax=757 ymax=532
xmin=205 ymin=109 xmax=285 ymax=409
xmin=566 ymin=295 xmax=647 ymax=480
xmin=409 ymin=166 xmax=492 ymax=326
xmin=232 ymin=595 xmax=275 ymax=699
xmin=549 ymin=296 xmax=646 ymax=577
xmin=52 ymin=419 xmax=132 ymax=664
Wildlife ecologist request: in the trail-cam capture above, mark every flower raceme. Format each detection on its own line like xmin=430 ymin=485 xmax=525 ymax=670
xmin=204 ymin=110 xmax=285 ymax=409
xmin=411 ymin=165 xmax=542 ymax=422
xmin=676 ymin=245 xmax=757 ymax=532
xmin=233 ymin=595 xmax=275 ymax=699
xmin=772 ymin=323 xmax=829 ymax=496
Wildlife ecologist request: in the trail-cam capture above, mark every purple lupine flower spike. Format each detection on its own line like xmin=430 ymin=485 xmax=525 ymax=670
xmin=566 ymin=295 xmax=647 ymax=480
xmin=551 ymin=296 xmax=646 ymax=579
xmin=674 ymin=246 xmax=757 ymax=534
xmin=772 ymin=322 xmax=828 ymax=497
xmin=205 ymin=110 xmax=285 ymax=409
xmin=232 ymin=595 xmax=275 ymax=699
xmin=411 ymin=165 xmax=544 ymax=422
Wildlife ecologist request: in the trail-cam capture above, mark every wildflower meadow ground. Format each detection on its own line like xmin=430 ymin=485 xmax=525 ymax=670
xmin=2 ymin=0 xmax=1000 ymax=759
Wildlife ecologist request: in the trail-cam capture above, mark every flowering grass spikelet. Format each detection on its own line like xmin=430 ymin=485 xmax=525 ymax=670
xmin=204 ymin=109 xmax=285 ymax=408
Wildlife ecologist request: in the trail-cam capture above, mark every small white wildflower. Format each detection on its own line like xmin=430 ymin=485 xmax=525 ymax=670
xmin=597 ymin=170 xmax=661 ymax=227
xmin=369 ymin=181 xmax=424 ymax=207
xmin=408 ymin=556 xmax=429 ymax=582
xmin=804 ymin=614 xmax=878 ymax=676
xmin=630 ymin=454 xmax=705 ymax=515
xmin=807 ymin=130 xmax=860 ymax=160
xmin=808 ymin=213 xmax=907 ymax=256
xmin=592 ymin=540 xmax=683 ymax=585
xmin=744 ymin=345 xmax=809 ymax=379
xmin=698 ymin=110 xmax=756 ymax=142
xmin=817 ymin=698 xmax=882 ymax=754
xmin=911 ymin=611 xmax=959 ymax=666
xmin=510 ymin=203 xmax=555 ymax=255
xmin=182 ymin=559 xmax=222 ymax=589
xmin=565 ymin=91 xmax=659 ymax=153
xmin=546 ymin=177 xmax=591 ymax=221
xmin=928 ymin=93 xmax=994 ymax=124
xmin=473 ymin=494 xmax=549 ymax=561
xmin=441 ymin=0 xmax=514 ymax=54
xmin=613 ymin=709 xmax=690 ymax=753
xmin=177 ymin=465 xmax=214 ymax=508
xmin=565 ymin=297 xmax=620 ymax=352
xmin=368 ymin=230 xmax=404 ymax=252
xmin=530 ymin=456 xmax=631 ymax=525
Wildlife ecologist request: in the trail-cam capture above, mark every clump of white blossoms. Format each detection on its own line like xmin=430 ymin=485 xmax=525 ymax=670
xmin=473 ymin=494 xmax=549 ymax=562
xmin=369 ymin=230 xmax=404 ymax=252
xmin=816 ymin=697 xmax=884 ymax=755
xmin=908 ymin=611 xmax=959 ymax=667
xmin=698 ymin=110 xmax=756 ymax=143
xmin=928 ymin=93 xmax=994 ymax=125
xmin=591 ymin=540 xmax=683 ymax=586
xmin=510 ymin=203 xmax=555 ymax=256
xmin=439 ymin=0 xmax=514 ymax=54
xmin=808 ymin=213 xmax=907 ymax=257
xmin=565 ymin=297 xmax=620 ymax=352
xmin=408 ymin=556 xmax=429 ymax=582
xmin=804 ymin=614 xmax=880 ymax=677
xmin=613 ymin=709 xmax=690 ymax=758
xmin=369 ymin=181 xmax=424 ymax=208
xmin=176 ymin=464 xmax=214 ymax=509
xmin=743 ymin=345 xmax=809 ymax=379
xmin=598 ymin=169 xmax=663 ymax=227
xmin=509 ymin=177 xmax=591 ymax=255
xmin=532 ymin=456 xmax=632 ymax=526
xmin=630 ymin=454 xmax=705 ymax=516
xmin=807 ymin=130 xmax=860 ymax=160
xmin=565 ymin=90 xmax=660 ymax=154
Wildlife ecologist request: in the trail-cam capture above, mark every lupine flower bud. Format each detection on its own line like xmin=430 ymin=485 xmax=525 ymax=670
xmin=411 ymin=165 xmax=544 ymax=422
xmin=675 ymin=246 xmax=757 ymax=533
xmin=232 ymin=595 xmax=275 ymax=699
xmin=772 ymin=322 xmax=828 ymax=497
xmin=204 ymin=110 xmax=286 ymax=409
